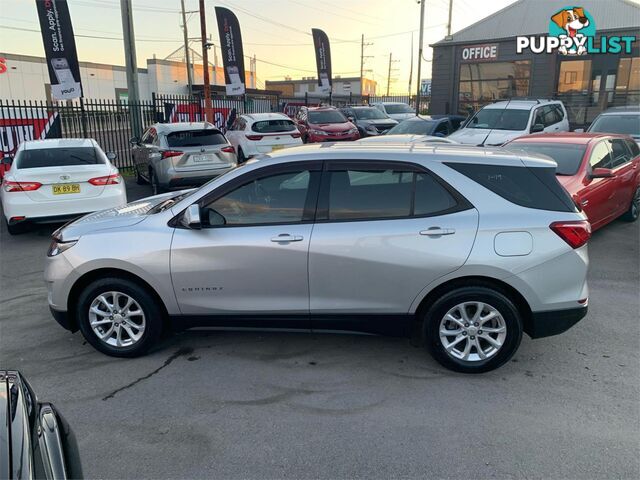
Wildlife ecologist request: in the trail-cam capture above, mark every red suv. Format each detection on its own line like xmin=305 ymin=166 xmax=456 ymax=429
xmin=506 ymin=133 xmax=640 ymax=231
xmin=294 ymin=106 xmax=360 ymax=143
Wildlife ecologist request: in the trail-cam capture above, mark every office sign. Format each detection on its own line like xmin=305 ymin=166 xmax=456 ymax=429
xmin=35 ymin=0 xmax=82 ymax=100
xmin=215 ymin=7 xmax=246 ymax=96
xmin=460 ymin=43 xmax=499 ymax=62
xmin=311 ymin=28 xmax=332 ymax=93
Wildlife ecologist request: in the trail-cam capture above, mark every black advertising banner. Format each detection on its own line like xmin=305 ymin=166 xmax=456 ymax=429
xmin=215 ymin=6 xmax=246 ymax=96
xmin=35 ymin=0 xmax=82 ymax=100
xmin=311 ymin=28 xmax=332 ymax=94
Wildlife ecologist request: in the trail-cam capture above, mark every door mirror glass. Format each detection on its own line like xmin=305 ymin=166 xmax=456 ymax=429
xmin=590 ymin=167 xmax=614 ymax=179
xmin=106 ymin=151 xmax=117 ymax=161
xmin=181 ymin=204 xmax=202 ymax=229
xmin=531 ymin=123 xmax=545 ymax=133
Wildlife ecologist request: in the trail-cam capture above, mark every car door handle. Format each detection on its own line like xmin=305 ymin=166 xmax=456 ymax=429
xmin=581 ymin=200 xmax=589 ymax=206
xmin=270 ymin=234 xmax=304 ymax=243
xmin=419 ymin=227 xmax=456 ymax=236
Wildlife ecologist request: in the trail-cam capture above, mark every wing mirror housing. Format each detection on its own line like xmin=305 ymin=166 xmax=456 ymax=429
xmin=1 ymin=156 xmax=13 ymax=166
xmin=589 ymin=167 xmax=614 ymax=179
xmin=129 ymin=136 xmax=140 ymax=145
xmin=106 ymin=152 xmax=117 ymax=161
xmin=180 ymin=204 xmax=202 ymax=229
xmin=530 ymin=123 xmax=545 ymax=133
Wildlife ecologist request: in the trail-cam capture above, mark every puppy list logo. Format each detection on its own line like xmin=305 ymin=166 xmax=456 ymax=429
xmin=517 ymin=6 xmax=636 ymax=56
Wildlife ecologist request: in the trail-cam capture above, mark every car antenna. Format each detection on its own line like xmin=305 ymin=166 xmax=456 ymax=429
xmin=479 ymin=97 xmax=512 ymax=147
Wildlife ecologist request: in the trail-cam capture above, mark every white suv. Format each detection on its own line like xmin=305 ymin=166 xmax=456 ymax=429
xmin=449 ymin=100 xmax=570 ymax=146
xmin=225 ymin=112 xmax=303 ymax=162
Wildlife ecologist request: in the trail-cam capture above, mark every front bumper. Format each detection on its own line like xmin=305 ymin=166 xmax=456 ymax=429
xmin=526 ymin=305 xmax=588 ymax=339
xmin=49 ymin=306 xmax=77 ymax=332
xmin=308 ymin=133 xmax=360 ymax=142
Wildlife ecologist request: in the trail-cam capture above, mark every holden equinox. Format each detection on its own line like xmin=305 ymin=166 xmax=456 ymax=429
xmin=45 ymin=143 xmax=590 ymax=373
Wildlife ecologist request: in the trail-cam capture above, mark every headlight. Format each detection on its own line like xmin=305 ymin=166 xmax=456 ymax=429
xmin=310 ymin=129 xmax=328 ymax=136
xmin=47 ymin=238 xmax=77 ymax=257
xmin=365 ymin=125 xmax=377 ymax=132
xmin=350 ymin=128 xmax=360 ymax=134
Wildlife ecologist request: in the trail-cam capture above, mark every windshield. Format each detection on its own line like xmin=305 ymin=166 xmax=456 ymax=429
xmin=467 ymin=108 xmax=530 ymax=131
xmin=387 ymin=119 xmax=435 ymax=135
xmin=252 ymin=119 xmax=296 ymax=133
xmin=384 ymin=104 xmax=414 ymax=114
xmin=588 ymin=114 xmax=640 ymax=137
xmin=352 ymin=108 xmax=389 ymax=120
xmin=167 ymin=129 xmax=227 ymax=147
xmin=509 ymin=142 xmax=586 ymax=175
xmin=308 ymin=110 xmax=347 ymax=124
xmin=16 ymin=147 xmax=102 ymax=169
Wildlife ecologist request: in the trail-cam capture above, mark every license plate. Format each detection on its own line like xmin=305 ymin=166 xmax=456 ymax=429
xmin=191 ymin=154 xmax=215 ymax=163
xmin=272 ymin=145 xmax=284 ymax=151
xmin=52 ymin=183 xmax=80 ymax=195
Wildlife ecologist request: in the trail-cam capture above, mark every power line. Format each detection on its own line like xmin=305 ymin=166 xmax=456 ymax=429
xmin=0 ymin=24 xmax=182 ymax=43
xmin=286 ymin=0 xmax=382 ymax=26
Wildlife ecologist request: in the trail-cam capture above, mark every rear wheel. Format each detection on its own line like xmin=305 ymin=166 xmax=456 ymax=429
xmin=424 ymin=286 xmax=523 ymax=373
xmin=237 ymin=147 xmax=247 ymax=164
xmin=621 ymin=186 xmax=640 ymax=222
xmin=76 ymin=277 xmax=164 ymax=357
xmin=135 ymin=163 xmax=147 ymax=185
xmin=5 ymin=219 xmax=27 ymax=235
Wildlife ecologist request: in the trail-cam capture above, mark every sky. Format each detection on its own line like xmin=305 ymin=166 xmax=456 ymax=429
xmin=0 ymin=0 xmax=521 ymax=93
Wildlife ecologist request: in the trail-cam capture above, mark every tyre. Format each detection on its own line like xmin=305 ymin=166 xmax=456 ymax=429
xmin=76 ymin=277 xmax=164 ymax=357
xmin=5 ymin=220 xmax=26 ymax=235
xmin=135 ymin=164 xmax=147 ymax=185
xmin=237 ymin=147 xmax=247 ymax=164
xmin=423 ymin=286 xmax=523 ymax=373
xmin=621 ymin=186 xmax=640 ymax=222
xmin=150 ymin=169 xmax=165 ymax=195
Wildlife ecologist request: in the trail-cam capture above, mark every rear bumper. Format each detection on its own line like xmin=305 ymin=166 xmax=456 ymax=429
xmin=526 ymin=305 xmax=588 ymax=339
xmin=162 ymin=166 xmax=234 ymax=187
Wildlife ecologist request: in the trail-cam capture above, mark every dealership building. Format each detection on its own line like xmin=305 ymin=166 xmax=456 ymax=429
xmin=429 ymin=0 xmax=639 ymax=127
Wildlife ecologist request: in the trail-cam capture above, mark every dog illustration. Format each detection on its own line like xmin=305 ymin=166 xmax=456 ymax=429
xmin=551 ymin=7 xmax=590 ymax=55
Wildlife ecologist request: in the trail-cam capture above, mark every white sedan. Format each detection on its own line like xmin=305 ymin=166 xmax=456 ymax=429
xmin=225 ymin=112 xmax=303 ymax=162
xmin=1 ymin=138 xmax=127 ymax=234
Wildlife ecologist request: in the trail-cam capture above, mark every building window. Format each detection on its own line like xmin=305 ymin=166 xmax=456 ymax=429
xmin=308 ymin=82 xmax=315 ymax=93
xmin=457 ymin=61 xmax=530 ymax=114
xmin=616 ymin=57 xmax=640 ymax=92
xmin=557 ymin=60 xmax=592 ymax=93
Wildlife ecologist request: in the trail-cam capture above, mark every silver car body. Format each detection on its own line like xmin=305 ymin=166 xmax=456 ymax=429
xmin=131 ymin=122 xmax=237 ymax=189
xmin=46 ymin=143 xmax=588 ymax=333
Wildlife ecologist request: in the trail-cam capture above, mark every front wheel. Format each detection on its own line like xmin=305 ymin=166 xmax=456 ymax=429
xmin=424 ymin=286 xmax=523 ymax=373
xmin=76 ymin=277 xmax=164 ymax=357
xmin=237 ymin=147 xmax=247 ymax=164
xmin=150 ymin=169 xmax=165 ymax=195
xmin=621 ymin=186 xmax=640 ymax=222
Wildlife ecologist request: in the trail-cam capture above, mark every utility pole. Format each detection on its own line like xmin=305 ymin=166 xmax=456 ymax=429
xmin=447 ymin=0 xmax=454 ymax=36
xmin=360 ymin=34 xmax=373 ymax=97
xmin=408 ymin=32 xmax=414 ymax=96
xmin=415 ymin=0 xmax=426 ymax=115
xmin=120 ymin=0 xmax=141 ymax=136
xmin=181 ymin=0 xmax=193 ymax=96
xmin=199 ymin=0 xmax=212 ymax=122
xmin=386 ymin=52 xmax=400 ymax=96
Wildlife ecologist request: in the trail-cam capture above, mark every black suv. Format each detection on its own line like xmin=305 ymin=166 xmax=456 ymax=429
xmin=339 ymin=106 xmax=398 ymax=137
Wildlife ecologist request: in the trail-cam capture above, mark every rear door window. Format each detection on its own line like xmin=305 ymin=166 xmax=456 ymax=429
xmin=446 ymin=162 xmax=577 ymax=212
xmin=167 ymin=130 xmax=227 ymax=147
xmin=16 ymin=147 xmax=102 ymax=169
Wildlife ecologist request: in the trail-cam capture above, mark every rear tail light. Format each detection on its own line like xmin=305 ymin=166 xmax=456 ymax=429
xmin=161 ymin=150 xmax=183 ymax=159
xmin=550 ymin=220 xmax=591 ymax=249
xmin=221 ymin=145 xmax=235 ymax=153
xmin=88 ymin=174 xmax=120 ymax=186
xmin=291 ymin=133 xmax=301 ymax=138
xmin=3 ymin=180 xmax=42 ymax=192
xmin=246 ymin=135 xmax=263 ymax=141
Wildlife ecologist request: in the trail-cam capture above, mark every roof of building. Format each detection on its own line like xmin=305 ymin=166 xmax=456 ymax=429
xmin=433 ymin=0 xmax=640 ymax=46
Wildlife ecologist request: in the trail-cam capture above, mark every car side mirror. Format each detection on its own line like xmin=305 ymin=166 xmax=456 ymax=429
xmin=589 ymin=167 xmax=614 ymax=179
xmin=530 ymin=123 xmax=545 ymax=133
xmin=180 ymin=204 xmax=202 ymax=229
xmin=574 ymin=128 xmax=585 ymax=133
xmin=1 ymin=156 xmax=13 ymax=166
xmin=106 ymin=152 xmax=117 ymax=161
xmin=347 ymin=116 xmax=355 ymax=122
xmin=129 ymin=136 xmax=140 ymax=145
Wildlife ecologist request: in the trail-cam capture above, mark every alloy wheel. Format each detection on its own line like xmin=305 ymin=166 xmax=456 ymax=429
xmin=439 ymin=301 xmax=507 ymax=362
xmin=88 ymin=291 xmax=146 ymax=348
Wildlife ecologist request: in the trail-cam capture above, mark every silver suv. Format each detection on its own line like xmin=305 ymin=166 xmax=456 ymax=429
xmin=45 ymin=143 xmax=590 ymax=373
xmin=131 ymin=122 xmax=237 ymax=194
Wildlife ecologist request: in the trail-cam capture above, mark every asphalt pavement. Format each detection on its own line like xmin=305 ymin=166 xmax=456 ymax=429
xmin=1 ymin=178 xmax=638 ymax=479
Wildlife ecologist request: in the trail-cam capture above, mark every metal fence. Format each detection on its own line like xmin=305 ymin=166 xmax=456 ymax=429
xmin=0 ymin=92 xmax=431 ymax=172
